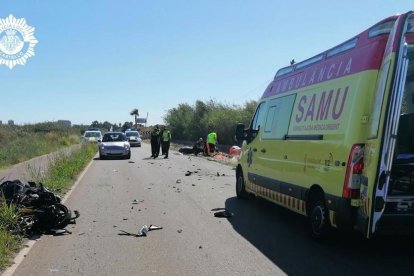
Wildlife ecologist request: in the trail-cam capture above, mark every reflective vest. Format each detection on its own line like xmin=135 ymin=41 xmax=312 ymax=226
xmin=207 ymin=132 xmax=217 ymax=144
xmin=162 ymin=130 xmax=171 ymax=142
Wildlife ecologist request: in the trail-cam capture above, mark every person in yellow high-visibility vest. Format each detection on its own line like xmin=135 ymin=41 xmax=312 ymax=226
xmin=207 ymin=129 xmax=217 ymax=155
xmin=161 ymin=126 xmax=171 ymax=159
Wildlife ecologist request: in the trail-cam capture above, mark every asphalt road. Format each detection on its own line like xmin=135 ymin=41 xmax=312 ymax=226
xmin=8 ymin=143 xmax=414 ymax=276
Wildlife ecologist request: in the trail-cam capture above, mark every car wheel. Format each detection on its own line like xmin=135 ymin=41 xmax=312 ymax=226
xmin=126 ymin=152 xmax=131 ymax=159
xmin=236 ymin=171 xmax=248 ymax=199
xmin=99 ymin=152 xmax=105 ymax=160
xmin=308 ymin=198 xmax=331 ymax=240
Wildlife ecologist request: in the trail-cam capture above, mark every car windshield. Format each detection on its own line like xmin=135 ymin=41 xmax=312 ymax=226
xmin=84 ymin=132 xmax=101 ymax=138
xmin=125 ymin=131 xmax=139 ymax=137
xmin=102 ymin=133 xmax=127 ymax=142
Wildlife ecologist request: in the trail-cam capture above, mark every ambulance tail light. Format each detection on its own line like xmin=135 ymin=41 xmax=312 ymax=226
xmin=343 ymin=144 xmax=365 ymax=199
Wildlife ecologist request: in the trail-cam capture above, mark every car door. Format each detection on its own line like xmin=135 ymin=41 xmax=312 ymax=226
xmin=244 ymin=101 xmax=267 ymax=194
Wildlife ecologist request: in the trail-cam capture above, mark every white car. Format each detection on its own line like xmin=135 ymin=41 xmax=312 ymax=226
xmin=125 ymin=130 xmax=142 ymax=147
xmin=82 ymin=130 xmax=102 ymax=144
xmin=99 ymin=132 xmax=131 ymax=159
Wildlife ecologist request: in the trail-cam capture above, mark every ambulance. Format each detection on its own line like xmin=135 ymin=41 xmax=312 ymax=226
xmin=235 ymin=11 xmax=414 ymax=238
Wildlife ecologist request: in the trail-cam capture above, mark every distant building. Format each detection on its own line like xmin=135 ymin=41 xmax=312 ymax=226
xmin=0 ymin=120 xmax=2 ymax=125
xmin=8 ymin=120 xmax=14 ymax=126
xmin=58 ymin=120 xmax=72 ymax=126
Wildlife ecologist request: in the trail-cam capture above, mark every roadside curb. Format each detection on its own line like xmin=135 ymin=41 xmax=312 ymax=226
xmin=2 ymin=154 xmax=97 ymax=276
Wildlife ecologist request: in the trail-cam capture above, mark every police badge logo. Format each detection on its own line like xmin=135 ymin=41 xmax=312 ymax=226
xmin=0 ymin=14 xmax=38 ymax=69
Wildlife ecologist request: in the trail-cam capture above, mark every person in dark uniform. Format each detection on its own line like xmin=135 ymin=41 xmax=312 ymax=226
xmin=161 ymin=126 xmax=171 ymax=159
xmin=150 ymin=125 xmax=161 ymax=158
xmin=193 ymin=138 xmax=205 ymax=156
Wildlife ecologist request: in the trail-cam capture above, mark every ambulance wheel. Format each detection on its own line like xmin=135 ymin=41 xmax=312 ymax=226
xmin=309 ymin=199 xmax=330 ymax=240
xmin=236 ymin=171 xmax=248 ymax=199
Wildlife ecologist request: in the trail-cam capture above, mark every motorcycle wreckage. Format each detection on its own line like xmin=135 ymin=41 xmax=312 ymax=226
xmin=0 ymin=180 xmax=79 ymax=235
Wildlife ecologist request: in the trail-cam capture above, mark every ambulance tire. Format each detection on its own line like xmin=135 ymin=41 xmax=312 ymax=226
xmin=236 ymin=172 xmax=248 ymax=199
xmin=309 ymin=198 xmax=331 ymax=240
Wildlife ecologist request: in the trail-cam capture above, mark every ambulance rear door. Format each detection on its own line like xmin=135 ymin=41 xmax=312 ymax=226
xmin=369 ymin=12 xmax=411 ymax=237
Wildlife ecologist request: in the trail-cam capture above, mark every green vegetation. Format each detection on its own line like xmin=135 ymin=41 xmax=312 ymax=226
xmin=164 ymin=99 xmax=258 ymax=145
xmin=29 ymin=144 xmax=97 ymax=193
xmin=0 ymin=143 xmax=97 ymax=271
xmin=0 ymin=226 xmax=20 ymax=270
xmin=0 ymin=196 xmax=21 ymax=270
xmin=0 ymin=214 xmax=21 ymax=270
xmin=0 ymin=122 xmax=84 ymax=169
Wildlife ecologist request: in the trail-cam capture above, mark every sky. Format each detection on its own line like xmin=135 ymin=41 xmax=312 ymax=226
xmin=0 ymin=1 xmax=412 ymax=126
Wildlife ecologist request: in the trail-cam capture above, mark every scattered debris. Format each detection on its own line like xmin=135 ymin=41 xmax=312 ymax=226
xmin=118 ymin=224 xmax=163 ymax=237
xmin=211 ymin=208 xmax=226 ymax=211
xmin=113 ymin=169 xmax=118 ymax=172
xmin=51 ymin=229 xmax=72 ymax=235
xmin=123 ymin=218 xmax=128 ymax=221
xmin=138 ymin=225 xmax=149 ymax=236
xmin=177 ymin=229 xmax=183 ymax=233
xmin=78 ymin=232 xmax=86 ymax=236
xmin=199 ymin=245 xmax=203 ymax=249
xmin=217 ymin=172 xmax=220 ymax=176
xmin=185 ymin=171 xmax=192 ymax=176
xmin=192 ymin=184 xmax=196 ymax=186
xmin=214 ymin=210 xmax=233 ymax=218
xmin=132 ymin=199 xmax=144 ymax=205
xmin=149 ymin=225 xmax=163 ymax=231
xmin=176 ymin=179 xmax=182 ymax=184
xmin=128 ymin=161 xmax=135 ymax=163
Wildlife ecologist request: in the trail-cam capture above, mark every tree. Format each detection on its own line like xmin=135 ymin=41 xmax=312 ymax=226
xmin=102 ymin=121 xmax=112 ymax=132
xmin=121 ymin=122 xmax=132 ymax=132
xmin=91 ymin=120 xmax=99 ymax=128
xmin=164 ymin=99 xmax=258 ymax=145
xmin=130 ymin=108 xmax=139 ymax=129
